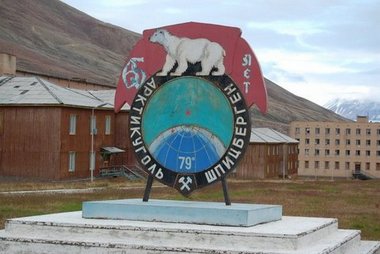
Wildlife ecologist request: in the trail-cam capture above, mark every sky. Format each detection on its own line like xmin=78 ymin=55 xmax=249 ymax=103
xmin=62 ymin=0 xmax=380 ymax=106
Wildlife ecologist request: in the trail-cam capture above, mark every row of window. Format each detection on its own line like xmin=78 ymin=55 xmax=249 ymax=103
xmin=266 ymin=146 xmax=297 ymax=156
xmin=304 ymin=149 xmax=380 ymax=157
xmin=295 ymin=127 xmax=380 ymax=136
xmin=69 ymin=114 xmax=111 ymax=135
xmin=68 ymin=151 xmax=95 ymax=172
xmin=304 ymin=161 xmax=380 ymax=171
xmin=303 ymin=138 xmax=380 ymax=146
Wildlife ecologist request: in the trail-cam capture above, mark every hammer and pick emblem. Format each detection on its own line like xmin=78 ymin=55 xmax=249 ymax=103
xmin=178 ymin=176 xmax=193 ymax=191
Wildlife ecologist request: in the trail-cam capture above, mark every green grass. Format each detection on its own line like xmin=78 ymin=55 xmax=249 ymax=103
xmin=0 ymin=178 xmax=379 ymax=240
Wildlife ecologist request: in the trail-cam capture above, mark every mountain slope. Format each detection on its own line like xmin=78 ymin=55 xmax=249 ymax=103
xmin=325 ymin=98 xmax=380 ymax=122
xmin=0 ymin=0 xmax=140 ymax=85
xmin=251 ymin=79 xmax=349 ymax=133
xmin=0 ymin=0 xmax=348 ymax=133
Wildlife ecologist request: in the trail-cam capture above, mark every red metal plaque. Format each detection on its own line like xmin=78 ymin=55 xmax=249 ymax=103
xmin=114 ymin=22 xmax=267 ymax=113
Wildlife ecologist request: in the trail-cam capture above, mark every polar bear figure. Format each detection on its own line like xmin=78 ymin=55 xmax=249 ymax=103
xmin=149 ymin=29 xmax=226 ymax=76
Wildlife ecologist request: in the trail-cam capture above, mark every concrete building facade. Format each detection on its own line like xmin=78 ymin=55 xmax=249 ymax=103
xmin=290 ymin=116 xmax=380 ymax=179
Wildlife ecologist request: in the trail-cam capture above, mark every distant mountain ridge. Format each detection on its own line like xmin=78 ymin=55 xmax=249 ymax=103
xmin=0 ymin=0 xmax=348 ymax=133
xmin=325 ymin=98 xmax=380 ymax=122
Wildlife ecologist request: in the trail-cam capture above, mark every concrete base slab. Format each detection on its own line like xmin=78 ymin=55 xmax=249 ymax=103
xmin=0 ymin=211 xmax=379 ymax=253
xmin=82 ymin=199 xmax=282 ymax=226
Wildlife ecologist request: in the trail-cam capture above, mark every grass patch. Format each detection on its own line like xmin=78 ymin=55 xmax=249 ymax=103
xmin=0 ymin=178 xmax=379 ymax=240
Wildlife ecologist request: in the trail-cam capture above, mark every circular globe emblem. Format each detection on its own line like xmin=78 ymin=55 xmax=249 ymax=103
xmin=129 ymin=74 xmax=250 ymax=195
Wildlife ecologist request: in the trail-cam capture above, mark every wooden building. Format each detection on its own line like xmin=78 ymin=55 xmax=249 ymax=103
xmin=0 ymin=74 xmax=298 ymax=181
xmin=235 ymin=128 xmax=299 ymax=179
xmin=0 ymin=76 xmax=132 ymax=180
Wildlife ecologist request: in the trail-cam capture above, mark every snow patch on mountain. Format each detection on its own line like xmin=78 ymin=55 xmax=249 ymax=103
xmin=325 ymin=98 xmax=380 ymax=122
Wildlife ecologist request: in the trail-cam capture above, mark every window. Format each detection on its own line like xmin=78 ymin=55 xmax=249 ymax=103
xmin=305 ymin=149 xmax=310 ymax=155
xmin=377 ymin=140 xmax=380 ymax=146
xmin=335 ymin=150 xmax=340 ymax=156
xmin=305 ymin=161 xmax=309 ymax=169
xmin=305 ymin=138 xmax=310 ymax=145
xmin=377 ymin=129 xmax=380 ymax=135
xmin=335 ymin=161 xmax=339 ymax=170
xmin=325 ymin=161 xmax=330 ymax=169
xmin=366 ymin=129 xmax=371 ymax=135
xmin=356 ymin=128 xmax=361 ymax=135
xmin=325 ymin=128 xmax=330 ymax=135
xmin=105 ymin=115 xmax=111 ymax=135
xmin=335 ymin=139 xmax=340 ymax=145
xmin=345 ymin=128 xmax=351 ymax=135
xmin=89 ymin=151 xmax=95 ymax=171
xmin=366 ymin=162 xmax=370 ymax=171
xmin=315 ymin=161 xmax=320 ymax=169
xmin=345 ymin=162 xmax=350 ymax=170
xmin=69 ymin=114 xmax=77 ymax=135
xmin=366 ymin=140 xmax=371 ymax=146
xmin=305 ymin=127 xmax=310 ymax=135
xmin=325 ymin=149 xmax=330 ymax=156
xmin=315 ymin=149 xmax=320 ymax=156
xmin=366 ymin=150 xmax=371 ymax=156
xmin=315 ymin=128 xmax=320 ymax=135
xmin=69 ymin=152 xmax=76 ymax=172
xmin=356 ymin=139 xmax=361 ymax=146
xmin=345 ymin=150 xmax=350 ymax=156
xmin=376 ymin=163 xmax=380 ymax=171
xmin=325 ymin=139 xmax=330 ymax=145
xmin=315 ymin=138 xmax=320 ymax=145
xmin=295 ymin=127 xmax=300 ymax=134
xmin=90 ymin=115 xmax=97 ymax=135
xmin=356 ymin=150 xmax=361 ymax=156
xmin=346 ymin=139 xmax=351 ymax=145
xmin=377 ymin=151 xmax=380 ymax=156
xmin=335 ymin=128 xmax=340 ymax=135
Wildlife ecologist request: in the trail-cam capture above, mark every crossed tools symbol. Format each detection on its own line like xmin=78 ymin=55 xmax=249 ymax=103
xmin=178 ymin=176 xmax=192 ymax=191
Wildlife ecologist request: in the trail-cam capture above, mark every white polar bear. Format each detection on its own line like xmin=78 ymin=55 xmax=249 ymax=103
xmin=149 ymin=29 xmax=226 ymax=76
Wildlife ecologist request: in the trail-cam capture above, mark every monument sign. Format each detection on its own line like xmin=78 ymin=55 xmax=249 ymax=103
xmin=114 ymin=22 xmax=267 ymax=202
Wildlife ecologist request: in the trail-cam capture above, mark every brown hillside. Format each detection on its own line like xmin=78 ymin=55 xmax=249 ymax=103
xmin=0 ymin=0 xmax=140 ymax=85
xmin=0 ymin=0 xmax=348 ymax=133
xmin=251 ymin=79 xmax=349 ymax=133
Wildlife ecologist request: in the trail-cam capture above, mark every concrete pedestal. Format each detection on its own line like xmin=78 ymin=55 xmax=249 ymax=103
xmin=82 ymin=199 xmax=282 ymax=226
xmin=0 ymin=200 xmax=379 ymax=253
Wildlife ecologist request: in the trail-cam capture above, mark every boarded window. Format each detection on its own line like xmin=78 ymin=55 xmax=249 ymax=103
xmin=90 ymin=115 xmax=97 ymax=135
xmin=105 ymin=115 xmax=111 ymax=135
xmin=69 ymin=114 xmax=77 ymax=135
xmin=69 ymin=152 xmax=76 ymax=172
xmin=0 ymin=111 xmax=3 ymax=135
xmin=89 ymin=151 xmax=95 ymax=170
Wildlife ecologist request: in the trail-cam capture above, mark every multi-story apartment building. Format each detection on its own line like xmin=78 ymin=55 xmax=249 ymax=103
xmin=290 ymin=116 xmax=380 ymax=179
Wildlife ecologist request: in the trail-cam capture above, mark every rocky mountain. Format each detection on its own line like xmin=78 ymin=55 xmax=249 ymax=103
xmin=325 ymin=98 xmax=380 ymax=122
xmin=0 ymin=0 xmax=140 ymax=85
xmin=0 ymin=0 xmax=348 ymax=133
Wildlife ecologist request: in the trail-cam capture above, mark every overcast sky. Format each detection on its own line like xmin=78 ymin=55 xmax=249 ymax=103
xmin=62 ymin=0 xmax=380 ymax=106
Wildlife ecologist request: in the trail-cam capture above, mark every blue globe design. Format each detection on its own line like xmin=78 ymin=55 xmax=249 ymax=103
xmin=149 ymin=126 xmax=225 ymax=173
xmin=142 ymin=76 xmax=234 ymax=175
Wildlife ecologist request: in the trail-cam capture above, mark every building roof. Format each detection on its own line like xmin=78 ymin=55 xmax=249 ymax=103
xmin=250 ymin=128 xmax=299 ymax=144
xmin=0 ymin=76 xmax=129 ymax=110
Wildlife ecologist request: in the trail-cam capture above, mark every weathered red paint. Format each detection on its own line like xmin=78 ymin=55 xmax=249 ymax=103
xmin=115 ymin=22 xmax=267 ymax=113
